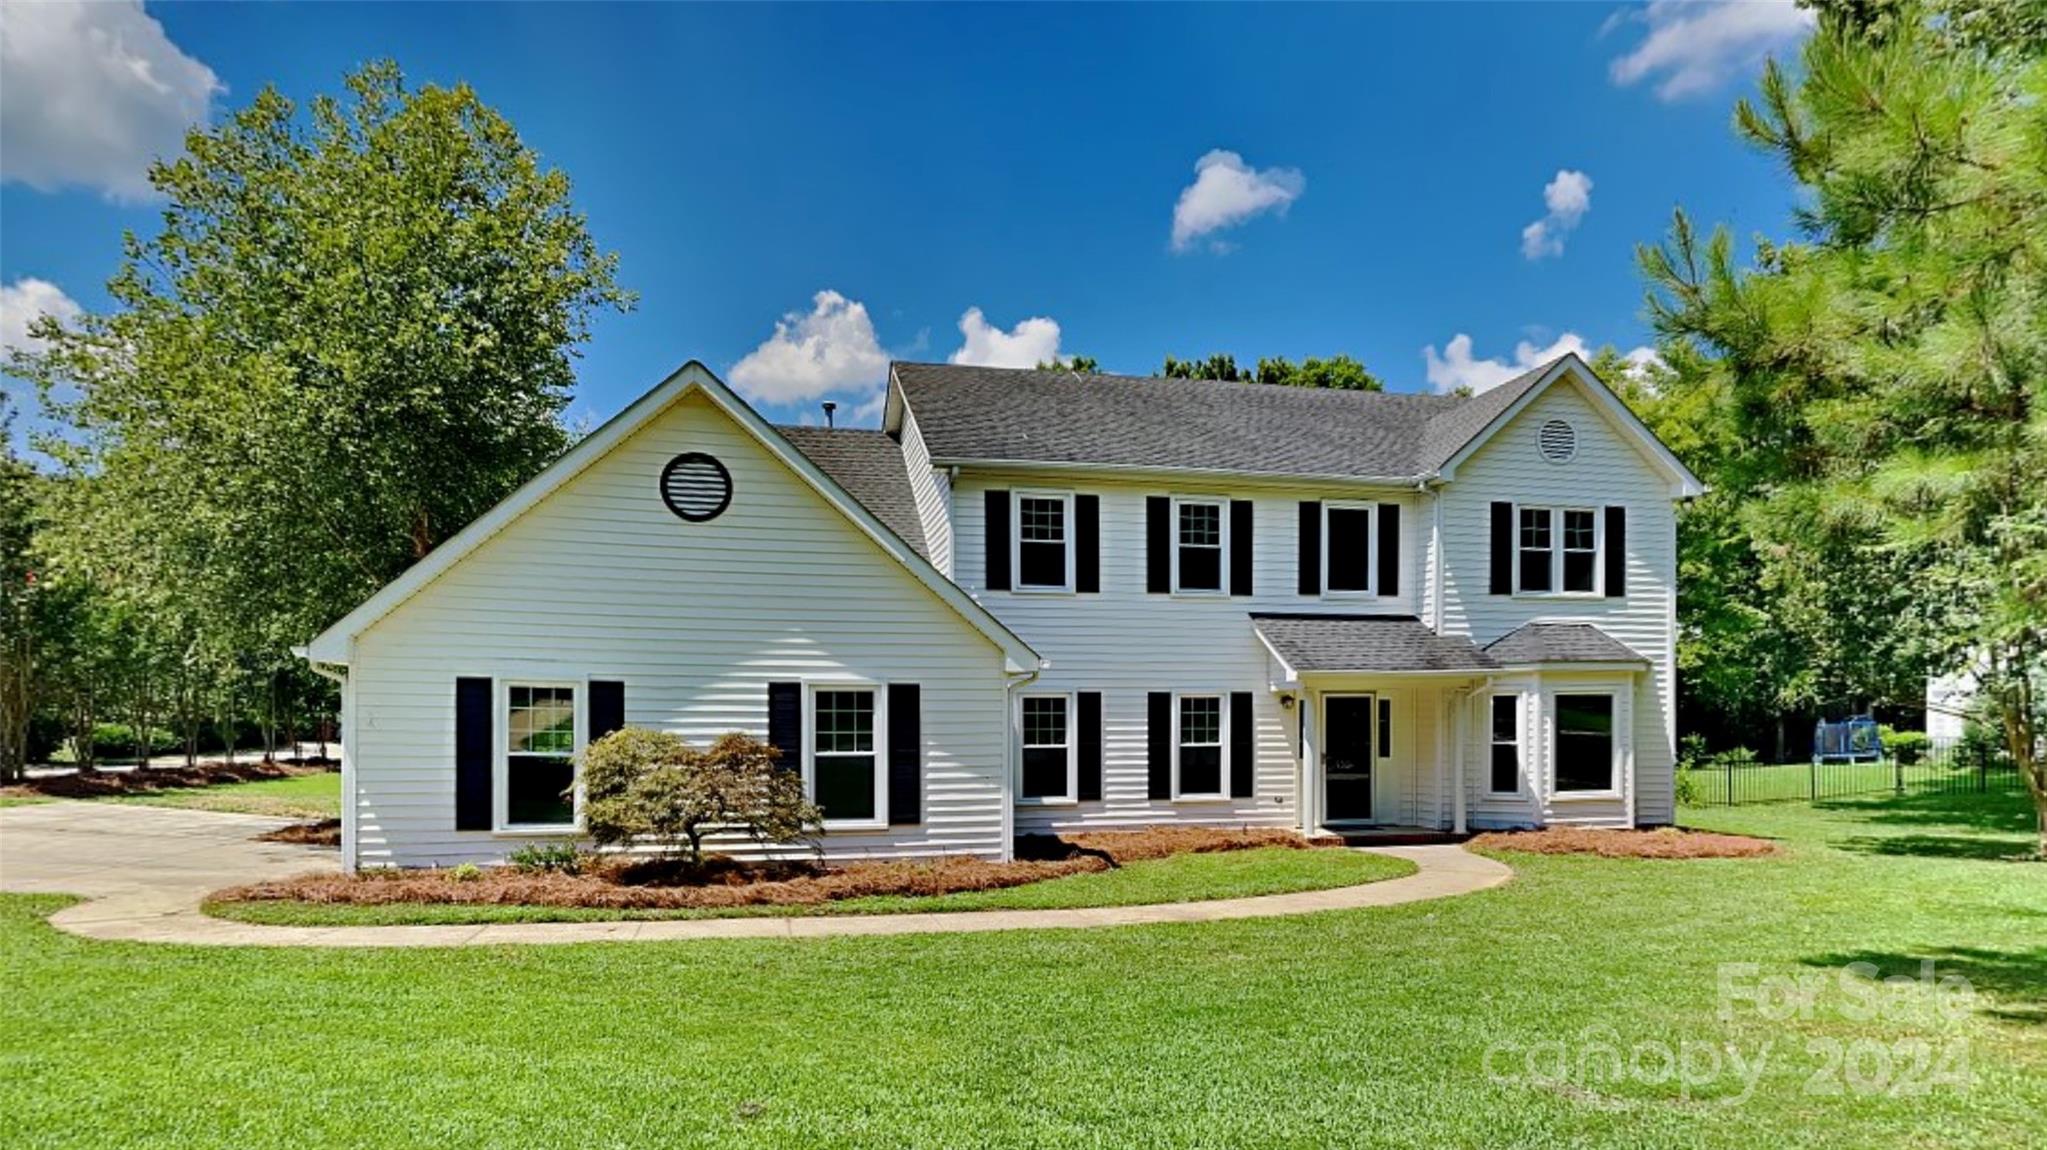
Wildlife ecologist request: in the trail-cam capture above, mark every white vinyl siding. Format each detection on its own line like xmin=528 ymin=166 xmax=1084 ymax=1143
xmin=1440 ymin=379 xmax=1677 ymax=828
xmin=957 ymin=472 xmax=1424 ymax=835
xmin=347 ymin=389 xmax=1011 ymax=868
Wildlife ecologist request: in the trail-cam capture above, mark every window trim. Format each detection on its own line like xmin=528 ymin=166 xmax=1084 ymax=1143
xmin=1486 ymin=692 xmax=1523 ymax=797
xmin=495 ymin=678 xmax=585 ymax=835
xmin=1011 ymin=489 xmax=1075 ymax=593
xmin=1017 ymin=691 xmax=1078 ymax=805
xmin=1171 ymin=691 xmax=1230 ymax=801
xmin=1170 ymin=495 xmax=1229 ymax=596
xmin=1321 ymin=500 xmax=1376 ymax=598
xmin=1548 ymin=689 xmax=1622 ymax=799
xmin=1511 ymin=502 xmax=1604 ymax=598
xmin=805 ymin=681 xmax=889 ymax=831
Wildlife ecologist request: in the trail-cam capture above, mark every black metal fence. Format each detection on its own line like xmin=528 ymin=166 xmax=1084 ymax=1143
xmin=1683 ymin=743 xmax=2025 ymax=807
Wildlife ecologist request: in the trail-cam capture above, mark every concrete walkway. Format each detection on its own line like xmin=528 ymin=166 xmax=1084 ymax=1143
xmin=1 ymin=801 xmax=1511 ymax=949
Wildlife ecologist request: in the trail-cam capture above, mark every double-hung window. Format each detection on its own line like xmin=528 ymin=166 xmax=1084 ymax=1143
xmin=1325 ymin=503 xmax=1374 ymax=594
xmin=1015 ymin=492 xmax=1072 ymax=591
xmin=1517 ymin=505 xmax=1599 ymax=594
xmin=1552 ymin=694 xmax=1617 ymax=794
xmin=812 ymin=688 xmax=884 ymax=826
xmin=1175 ymin=694 xmax=1225 ymax=798
xmin=1019 ymin=694 xmax=1074 ymax=801
xmin=506 ymin=684 xmax=578 ymax=828
xmin=1488 ymin=694 xmax=1521 ymax=795
xmin=1174 ymin=499 xmax=1225 ymax=593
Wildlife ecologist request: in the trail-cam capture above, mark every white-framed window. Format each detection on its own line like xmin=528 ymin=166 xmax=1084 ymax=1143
xmin=1515 ymin=504 xmax=1600 ymax=595
xmin=809 ymin=685 xmax=887 ymax=829
xmin=1014 ymin=490 xmax=1073 ymax=592
xmin=1018 ymin=692 xmax=1076 ymax=802
xmin=1551 ymin=692 xmax=1619 ymax=795
xmin=1324 ymin=501 xmax=1374 ymax=595
xmin=501 ymin=682 xmax=581 ymax=831
xmin=1488 ymin=693 xmax=1521 ymax=796
xmin=1174 ymin=693 xmax=1227 ymax=799
xmin=1173 ymin=497 xmax=1226 ymax=594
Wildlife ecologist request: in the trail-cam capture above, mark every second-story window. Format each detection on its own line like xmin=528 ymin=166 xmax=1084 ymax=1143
xmin=1517 ymin=505 xmax=1599 ymax=595
xmin=1175 ymin=499 xmax=1224 ymax=592
xmin=1015 ymin=492 xmax=1071 ymax=590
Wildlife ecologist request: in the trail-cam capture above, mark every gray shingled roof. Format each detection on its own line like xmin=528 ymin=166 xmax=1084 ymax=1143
xmin=1484 ymin=623 xmax=1647 ymax=665
xmin=1251 ymin=614 xmax=1499 ymax=674
xmin=776 ymin=426 xmax=929 ymax=559
xmin=893 ymin=359 xmax=1565 ymax=479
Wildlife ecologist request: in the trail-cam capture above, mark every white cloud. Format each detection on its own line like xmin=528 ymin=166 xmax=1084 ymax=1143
xmin=1520 ymin=169 xmax=1593 ymax=261
xmin=1170 ymin=149 xmax=1305 ymax=253
xmin=948 ymin=307 xmax=1061 ymax=369
xmin=728 ymin=290 xmax=890 ymax=404
xmin=1608 ymin=0 xmax=1814 ymax=102
xmin=0 ymin=277 xmax=84 ymax=358
xmin=1422 ymin=332 xmax=1664 ymax=395
xmin=0 ymin=1 xmax=221 ymax=200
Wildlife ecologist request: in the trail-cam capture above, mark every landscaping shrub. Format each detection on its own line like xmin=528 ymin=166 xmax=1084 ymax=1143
xmin=508 ymin=842 xmax=586 ymax=875
xmin=582 ymin=729 xmax=820 ymax=867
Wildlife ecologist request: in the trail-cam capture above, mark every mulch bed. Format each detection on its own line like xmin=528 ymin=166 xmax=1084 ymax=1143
xmin=1467 ymin=826 xmax=1777 ymax=859
xmin=0 ymin=759 xmax=335 ymax=802
xmin=213 ymin=826 xmax=1336 ymax=911
xmin=257 ymin=819 xmax=343 ymax=847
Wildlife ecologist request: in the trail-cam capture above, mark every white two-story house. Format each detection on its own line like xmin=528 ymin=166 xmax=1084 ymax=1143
xmin=302 ymin=353 xmax=1702 ymax=870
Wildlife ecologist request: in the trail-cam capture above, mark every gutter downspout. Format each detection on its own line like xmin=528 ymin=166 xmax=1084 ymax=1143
xmin=1001 ymin=660 xmax=1047 ymax=862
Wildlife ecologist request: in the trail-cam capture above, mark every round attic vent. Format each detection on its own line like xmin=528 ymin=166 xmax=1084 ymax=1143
xmin=659 ymin=452 xmax=733 ymax=522
xmin=1537 ymin=418 xmax=1577 ymax=464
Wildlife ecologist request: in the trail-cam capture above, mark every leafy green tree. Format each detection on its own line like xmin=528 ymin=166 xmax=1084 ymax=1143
xmin=1641 ymin=2 xmax=2047 ymax=850
xmin=13 ymin=61 xmax=632 ymax=677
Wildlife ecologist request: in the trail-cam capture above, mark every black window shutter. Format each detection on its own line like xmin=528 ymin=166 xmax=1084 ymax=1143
xmin=767 ymin=681 xmax=802 ymax=775
xmin=1604 ymin=505 xmax=1627 ymax=598
xmin=1077 ymin=691 xmax=1103 ymax=801
xmin=589 ymin=680 xmax=625 ymax=744
xmin=1147 ymin=691 xmax=1171 ymax=799
xmin=1146 ymin=496 xmax=1170 ymax=594
xmin=984 ymin=490 xmax=1011 ymax=591
xmin=1229 ymin=691 xmax=1255 ymax=797
xmin=1229 ymin=500 xmax=1254 ymax=596
xmin=1298 ymin=501 xmax=1321 ymax=595
xmin=1075 ymin=495 xmax=1100 ymax=593
xmin=1378 ymin=697 xmax=1391 ymax=759
xmin=454 ymin=677 xmax=492 ymax=831
xmin=1489 ymin=502 xmax=1513 ymax=595
xmin=887 ymin=683 xmax=920 ymax=825
xmin=1377 ymin=503 xmax=1401 ymax=597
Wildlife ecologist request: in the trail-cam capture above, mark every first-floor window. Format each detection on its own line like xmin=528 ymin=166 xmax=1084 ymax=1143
xmin=1177 ymin=694 xmax=1224 ymax=797
xmin=507 ymin=684 xmax=576 ymax=827
xmin=1489 ymin=694 xmax=1520 ymax=794
xmin=813 ymin=689 xmax=879 ymax=823
xmin=1020 ymin=694 xmax=1073 ymax=800
xmin=1176 ymin=500 xmax=1224 ymax=592
xmin=1553 ymin=694 xmax=1616 ymax=793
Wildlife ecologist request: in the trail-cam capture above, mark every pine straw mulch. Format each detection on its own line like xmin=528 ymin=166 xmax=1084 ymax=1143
xmin=1467 ymin=826 xmax=1778 ymax=859
xmin=256 ymin=819 xmax=343 ymax=847
xmin=0 ymin=759 xmax=335 ymax=802
xmin=212 ymin=826 xmax=1340 ymax=911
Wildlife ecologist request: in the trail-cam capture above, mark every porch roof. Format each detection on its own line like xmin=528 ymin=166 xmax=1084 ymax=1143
xmin=1249 ymin=614 xmax=1499 ymax=676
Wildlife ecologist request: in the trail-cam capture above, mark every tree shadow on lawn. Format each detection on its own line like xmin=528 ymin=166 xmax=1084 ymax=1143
xmin=1818 ymin=789 xmax=2038 ymax=861
xmin=1802 ymin=946 xmax=2047 ymax=1026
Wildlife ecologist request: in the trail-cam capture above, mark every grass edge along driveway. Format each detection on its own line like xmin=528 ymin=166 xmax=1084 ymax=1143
xmin=2 ymin=790 xmax=2042 ymax=1149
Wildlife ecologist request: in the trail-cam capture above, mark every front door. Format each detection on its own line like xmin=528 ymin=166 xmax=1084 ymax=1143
xmin=1323 ymin=695 xmax=1375 ymax=823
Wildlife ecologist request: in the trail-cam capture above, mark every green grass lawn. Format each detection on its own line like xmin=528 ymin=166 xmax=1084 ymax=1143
xmin=108 ymin=771 xmax=341 ymax=820
xmin=3 ymin=791 xmax=2042 ymax=1149
xmin=206 ymin=847 xmax=1418 ymax=926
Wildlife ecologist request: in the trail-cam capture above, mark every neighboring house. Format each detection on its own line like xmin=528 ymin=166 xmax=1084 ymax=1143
xmin=301 ymin=353 xmax=1703 ymax=871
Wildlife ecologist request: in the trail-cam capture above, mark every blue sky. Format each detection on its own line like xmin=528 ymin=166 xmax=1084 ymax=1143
xmin=1 ymin=2 xmax=1814 ymax=437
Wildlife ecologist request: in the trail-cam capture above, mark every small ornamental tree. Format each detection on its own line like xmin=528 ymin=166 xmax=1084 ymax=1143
xmin=580 ymin=729 xmax=821 ymax=867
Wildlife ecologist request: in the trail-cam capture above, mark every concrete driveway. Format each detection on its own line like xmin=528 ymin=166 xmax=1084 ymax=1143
xmin=0 ymin=801 xmax=337 ymax=937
